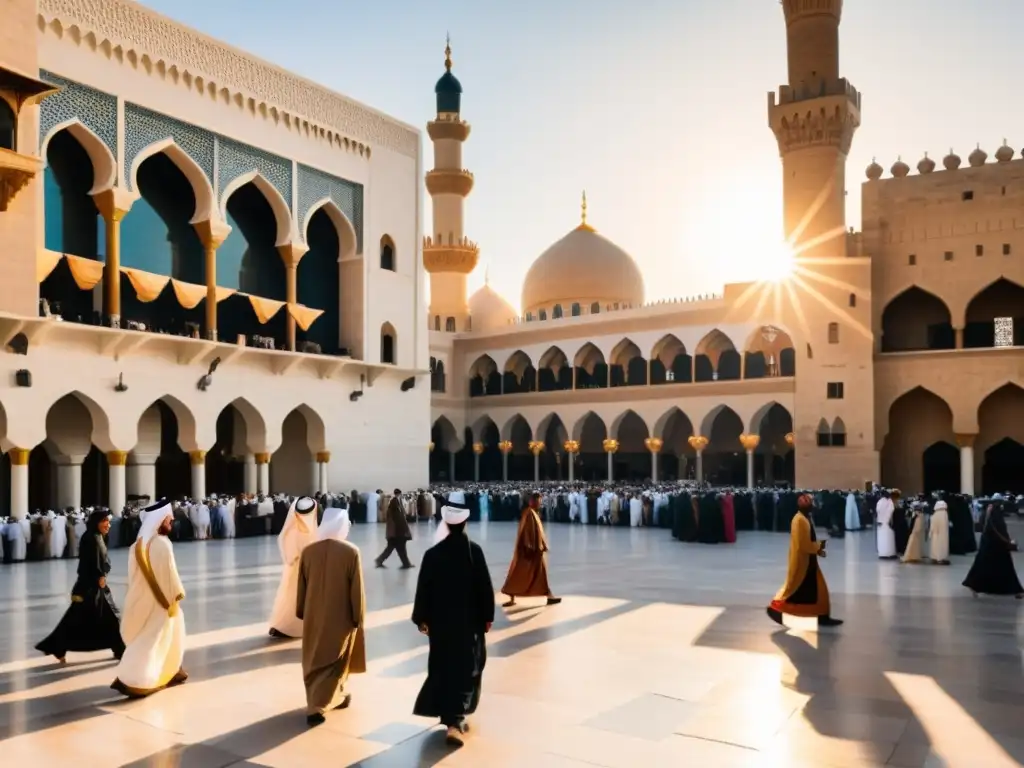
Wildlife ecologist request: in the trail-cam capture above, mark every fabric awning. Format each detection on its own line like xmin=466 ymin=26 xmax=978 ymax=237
xmin=121 ymin=267 xmax=170 ymax=303
xmin=65 ymin=254 xmax=104 ymax=290
xmin=37 ymin=249 xmax=63 ymax=283
xmin=246 ymin=295 xmax=285 ymax=324
xmin=288 ymin=303 xmax=324 ymax=331
xmin=170 ymin=279 xmax=206 ymax=310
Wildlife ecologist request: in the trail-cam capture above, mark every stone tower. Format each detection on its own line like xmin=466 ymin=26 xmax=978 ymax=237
xmin=768 ymin=0 xmax=878 ymax=488
xmin=424 ymin=38 xmax=478 ymax=333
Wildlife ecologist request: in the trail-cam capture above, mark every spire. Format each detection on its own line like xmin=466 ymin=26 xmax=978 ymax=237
xmin=484 ymin=264 xmax=490 ymax=285
xmin=444 ymin=33 xmax=452 ymax=72
xmin=577 ymin=190 xmax=595 ymax=232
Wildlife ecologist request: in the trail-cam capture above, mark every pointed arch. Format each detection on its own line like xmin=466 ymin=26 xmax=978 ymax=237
xmin=571 ymin=410 xmax=607 ymax=441
xmin=650 ymin=333 xmax=686 ymax=364
xmin=963 ymin=279 xmax=1024 ymax=348
xmin=609 ymin=337 xmax=642 ymax=366
xmin=533 ymin=411 xmax=566 ymax=441
xmin=380 ymin=322 xmax=397 ymax=364
xmin=379 ymin=234 xmax=396 ymax=271
xmin=302 ymin=197 xmax=357 ymax=260
xmin=136 ymin=395 xmax=200 ymax=454
xmin=700 ymin=404 xmax=742 ymax=441
xmin=695 ymin=329 xmax=737 ymax=365
xmin=45 ymin=390 xmax=116 ymax=454
xmin=610 ymin=409 xmax=649 ymax=439
xmin=881 ymin=287 xmax=955 ymax=352
xmin=831 ymin=417 xmax=847 ymax=446
xmin=431 ymin=415 xmax=460 ymax=452
xmin=286 ymin=403 xmax=327 ymax=453
xmin=40 ymin=119 xmax=117 ymax=193
xmin=573 ymin=342 xmax=605 ymax=370
xmin=654 ymin=406 xmax=694 ymax=440
xmin=538 ymin=345 xmax=568 ymax=370
xmin=503 ymin=349 xmax=533 ymax=375
xmin=468 ymin=354 xmax=498 ymax=378
xmin=219 ymin=171 xmax=293 ymax=247
xmin=816 ymin=418 xmax=831 ymax=447
xmin=749 ymin=401 xmax=794 ymax=434
xmin=471 ymin=414 xmax=499 ymax=444
xmin=219 ymin=397 xmax=268 ymax=453
xmin=501 ymin=413 xmax=533 ymax=443
xmin=129 ymin=138 xmax=216 ymax=223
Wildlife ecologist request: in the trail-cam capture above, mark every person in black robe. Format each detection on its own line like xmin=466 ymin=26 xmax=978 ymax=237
xmin=891 ymin=494 xmax=910 ymax=556
xmin=697 ymin=492 xmax=724 ymax=543
xmin=948 ymin=495 xmax=977 ymax=555
xmin=36 ymin=510 xmax=125 ymax=663
xmin=412 ymin=500 xmax=496 ymax=747
xmin=963 ymin=501 xmax=1024 ymax=598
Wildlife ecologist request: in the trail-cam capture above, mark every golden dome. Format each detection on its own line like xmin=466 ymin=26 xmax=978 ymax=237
xmin=521 ymin=193 xmax=645 ymax=315
xmin=469 ymin=279 xmax=517 ymax=331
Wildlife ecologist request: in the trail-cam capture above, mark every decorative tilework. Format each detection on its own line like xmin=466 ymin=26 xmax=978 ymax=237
xmin=297 ymin=163 xmax=364 ymax=253
xmin=216 ymin=137 xmax=292 ymax=210
xmin=124 ymin=102 xmax=215 ymax=191
xmin=38 ymin=71 xmax=118 ymax=158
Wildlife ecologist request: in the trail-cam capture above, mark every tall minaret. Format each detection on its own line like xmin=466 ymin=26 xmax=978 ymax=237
xmin=768 ymin=0 xmax=860 ymax=259
xmin=424 ymin=37 xmax=478 ymax=332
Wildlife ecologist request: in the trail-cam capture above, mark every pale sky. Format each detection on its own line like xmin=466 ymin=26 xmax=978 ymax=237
xmin=141 ymin=0 xmax=1024 ymax=310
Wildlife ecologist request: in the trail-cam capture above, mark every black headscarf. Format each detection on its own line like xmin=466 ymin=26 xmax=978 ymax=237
xmin=86 ymin=509 xmax=111 ymax=534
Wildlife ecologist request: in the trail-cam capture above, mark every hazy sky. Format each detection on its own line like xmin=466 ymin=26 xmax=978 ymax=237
xmin=141 ymin=0 xmax=1024 ymax=310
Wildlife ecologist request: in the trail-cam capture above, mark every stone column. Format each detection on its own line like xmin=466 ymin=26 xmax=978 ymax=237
xmin=107 ymin=451 xmax=128 ymax=515
xmin=127 ymin=454 xmax=158 ymax=501
xmin=529 ymin=441 xmax=543 ymax=482
xmin=93 ymin=188 xmax=133 ymax=328
xmin=740 ymin=434 xmax=760 ymax=489
xmin=564 ymin=441 xmax=579 ymax=483
xmin=194 ymin=220 xmax=231 ymax=341
xmin=56 ymin=458 xmax=84 ymax=510
xmin=9 ymin=448 xmax=29 ymax=520
xmin=498 ymin=441 xmax=512 ymax=481
xmin=243 ymin=453 xmax=257 ymax=495
xmin=603 ymin=439 xmax=619 ymax=482
xmin=190 ymin=450 xmax=206 ymax=499
xmin=956 ymin=433 xmax=976 ymax=496
xmin=316 ymin=451 xmax=330 ymax=494
xmin=277 ymin=243 xmax=309 ymax=352
xmin=954 ymin=327 xmax=964 ymax=349
xmin=689 ymin=436 xmax=709 ymax=483
xmin=255 ymin=452 xmax=270 ymax=494
xmin=644 ymin=438 xmax=663 ymax=483
xmin=472 ymin=443 xmax=483 ymax=482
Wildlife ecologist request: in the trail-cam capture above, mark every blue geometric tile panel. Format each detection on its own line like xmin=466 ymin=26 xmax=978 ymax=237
xmin=124 ymin=103 xmax=215 ymax=192
xmin=217 ymin=137 xmax=292 ymax=211
xmin=38 ymin=71 xmax=118 ymax=160
xmin=297 ymin=163 xmax=364 ymax=253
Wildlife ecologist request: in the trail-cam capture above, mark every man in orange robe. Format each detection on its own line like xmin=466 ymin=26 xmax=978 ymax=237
xmin=767 ymin=494 xmax=842 ymax=627
xmin=501 ymin=493 xmax=562 ymax=608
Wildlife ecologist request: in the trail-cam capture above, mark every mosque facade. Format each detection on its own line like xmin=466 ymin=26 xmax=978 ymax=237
xmin=0 ymin=0 xmax=430 ymax=519
xmin=428 ymin=0 xmax=1024 ymax=497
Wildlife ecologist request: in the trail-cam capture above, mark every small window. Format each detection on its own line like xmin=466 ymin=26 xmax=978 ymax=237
xmin=831 ymin=432 xmax=847 ymax=447
xmin=433 ymin=315 xmax=440 ymax=331
xmin=848 ymin=293 xmax=856 ymax=308
xmin=944 ymin=251 xmax=954 ymax=262
xmin=806 ymin=343 xmax=813 ymax=359
xmin=445 ymin=317 xmax=455 ymax=332
xmin=0 ymin=98 xmax=15 ymax=152
xmin=552 ymin=304 xmax=563 ymax=319
xmin=590 ymin=302 xmax=600 ymax=314
xmin=816 ymin=418 xmax=830 ymax=448
xmin=827 ymin=322 xmax=839 ymax=344
xmin=908 ymin=254 xmax=917 ymax=266
xmin=380 ymin=324 xmax=396 ymax=364
xmin=975 ymin=244 xmax=984 ymax=257
xmin=571 ymin=302 xmax=581 ymax=317
xmin=379 ymin=236 xmax=396 ymax=271
xmin=1003 ymin=243 xmax=1012 ymax=256
xmin=525 ymin=312 xmax=533 ymax=322
xmin=1002 ymin=186 xmax=1007 ymax=196
xmin=962 ymin=190 xmax=974 ymax=201
xmin=539 ymin=309 xmax=547 ymax=321
xmin=826 ymin=382 xmax=844 ymax=399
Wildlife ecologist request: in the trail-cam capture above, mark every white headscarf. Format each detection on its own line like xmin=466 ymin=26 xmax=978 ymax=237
xmin=933 ymin=500 xmax=948 ymax=512
xmin=434 ymin=500 xmax=471 ymax=545
xmin=317 ymin=507 xmax=351 ymax=542
xmin=280 ymin=496 xmax=318 ymax=538
xmin=137 ymin=500 xmax=173 ymax=545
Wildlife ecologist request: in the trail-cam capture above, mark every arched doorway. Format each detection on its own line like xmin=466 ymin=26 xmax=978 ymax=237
xmin=964 ymin=279 xmax=1024 ymax=348
xmin=298 ymin=208 xmax=342 ymax=354
xmin=703 ymin=406 xmax=744 ymax=485
xmin=537 ymin=413 xmax=569 ymax=480
xmin=537 ymin=346 xmax=571 ymax=392
xmin=695 ymin=330 xmax=740 ymax=382
xmin=922 ymin=441 xmax=960 ymax=494
xmin=573 ymin=343 xmax=606 ymax=390
xmin=430 ymin=417 xmax=459 ymax=482
xmin=650 ymin=334 xmax=690 ymax=385
xmin=504 ymin=414 xmax=534 ymax=480
xmin=880 ymin=287 xmax=954 ymax=352
xmin=977 ymin=384 xmax=1024 ymax=494
xmin=573 ymin=411 xmax=608 ymax=481
xmin=655 ymin=407 xmax=695 ymax=481
xmin=880 ymin=387 xmax=955 ymax=493
xmin=611 ymin=409 xmax=651 ymax=480
xmin=753 ymin=403 xmax=795 ymax=486
xmin=271 ymin=406 xmax=327 ymax=495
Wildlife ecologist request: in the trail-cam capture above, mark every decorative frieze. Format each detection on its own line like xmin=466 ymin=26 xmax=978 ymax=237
xmin=38 ymin=70 xmax=117 ymax=157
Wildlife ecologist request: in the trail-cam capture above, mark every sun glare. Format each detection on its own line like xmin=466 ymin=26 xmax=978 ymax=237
xmin=762 ymin=241 xmax=795 ymax=282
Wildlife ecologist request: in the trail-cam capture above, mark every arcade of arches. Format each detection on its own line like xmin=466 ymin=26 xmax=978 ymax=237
xmin=430 ymin=403 xmax=796 ymax=487
xmin=467 ymin=329 xmax=796 ymax=397
xmin=0 ymin=394 xmax=331 ymax=519
xmin=880 ymin=384 xmax=1024 ymax=496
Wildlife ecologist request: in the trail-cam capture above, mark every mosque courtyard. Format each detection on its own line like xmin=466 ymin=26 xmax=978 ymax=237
xmin=1 ymin=522 xmax=1023 ymax=767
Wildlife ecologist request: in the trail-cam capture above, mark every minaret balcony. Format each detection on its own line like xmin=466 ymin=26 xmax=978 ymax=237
xmin=768 ymin=90 xmax=860 ymax=155
xmin=770 ymin=77 xmax=860 ymax=109
xmin=427 ymin=120 xmax=471 ymax=142
xmin=425 ymin=169 xmax=474 ymax=197
xmin=423 ymin=236 xmax=479 ymax=274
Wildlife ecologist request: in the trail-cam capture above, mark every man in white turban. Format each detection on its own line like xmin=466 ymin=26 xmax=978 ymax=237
xmin=111 ymin=500 xmax=187 ymax=698
xmin=297 ymin=506 xmax=366 ymax=727
xmin=269 ymin=496 xmax=319 ymax=639
xmin=413 ymin=500 xmax=496 ymax=747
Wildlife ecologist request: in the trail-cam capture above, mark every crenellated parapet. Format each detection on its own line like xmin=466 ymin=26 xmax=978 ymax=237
xmin=427 ymin=119 xmax=471 ymax=142
xmin=425 ymin=168 xmax=474 ymax=197
xmin=865 ymin=140 xmax=1020 ymax=181
xmin=768 ymin=89 xmax=860 ymax=156
xmin=782 ymin=0 xmax=842 ymax=22
xmin=422 ymin=235 xmax=479 ymax=275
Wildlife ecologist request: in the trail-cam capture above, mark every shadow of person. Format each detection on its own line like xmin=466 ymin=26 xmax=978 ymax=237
xmin=0 ymin=657 xmax=118 ymax=696
xmin=345 ymin=727 xmax=455 ymax=768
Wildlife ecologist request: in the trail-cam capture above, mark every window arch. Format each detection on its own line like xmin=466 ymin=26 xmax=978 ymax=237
xmin=552 ymin=304 xmax=563 ymax=319
xmin=433 ymin=315 xmax=440 ymax=331
xmin=445 ymin=316 xmax=456 ymax=332
xmin=848 ymin=293 xmax=857 ymax=308
xmin=381 ymin=322 xmax=396 ymax=364
xmin=830 ymin=417 xmax=847 ymax=447
xmin=816 ymin=418 xmax=830 ymax=447
xmin=571 ymin=302 xmax=581 ymax=317
xmin=539 ymin=309 xmax=547 ymax=321
xmin=590 ymin=302 xmax=600 ymax=314
xmin=828 ymin=322 xmax=839 ymax=344
xmin=0 ymin=98 xmax=15 ymax=151
xmin=380 ymin=235 xmax=395 ymax=271
xmin=525 ymin=311 xmax=533 ymax=322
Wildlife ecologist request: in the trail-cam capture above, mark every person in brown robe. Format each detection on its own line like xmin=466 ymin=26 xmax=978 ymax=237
xmin=501 ymin=493 xmax=562 ymax=608
xmin=375 ymin=489 xmax=414 ymax=568
xmin=297 ymin=507 xmax=367 ymax=727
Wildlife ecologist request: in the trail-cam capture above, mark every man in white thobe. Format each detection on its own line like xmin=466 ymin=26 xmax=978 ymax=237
xmin=269 ymin=497 xmax=320 ymax=638
xmin=928 ymin=500 xmax=951 ymax=565
xmin=111 ymin=501 xmax=187 ymax=698
xmin=875 ymin=493 xmax=897 ymax=559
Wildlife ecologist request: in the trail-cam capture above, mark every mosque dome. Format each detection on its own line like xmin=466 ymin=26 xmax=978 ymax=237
xmin=468 ymin=279 xmax=517 ymax=332
xmin=917 ymin=154 xmax=935 ymax=174
xmin=866 ymin=159 xmax=883 ymax=181
xmin=943 ymin=150 xmax=961 ymax=171
xmin=890 ymin=157 xmax=910 ymax=178
xmin=434 ymin=39 xmax=462 ymax=115
xmin=996 ymin=140 xmax=1014 ymax=163
xmin=968 ymin=145 xmax=988 ymax=167
xmin=521 ymin=193 xmax=645 ymax=315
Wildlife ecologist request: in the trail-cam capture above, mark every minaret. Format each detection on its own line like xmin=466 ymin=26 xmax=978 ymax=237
xmin=768 ymin=0 xmax=860 ymax=259
xmin=424 ymin=36 xmax=478 ymax=332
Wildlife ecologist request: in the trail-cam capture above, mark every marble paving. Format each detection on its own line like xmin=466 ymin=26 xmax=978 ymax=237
xmin=1 ymin=521 xmax=1023 ymax=767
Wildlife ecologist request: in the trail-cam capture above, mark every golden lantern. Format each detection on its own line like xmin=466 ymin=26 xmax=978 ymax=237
xmin=498 ymin=440 xmax=513 ymax=454
xmin=602 ymin=438 xmax=619 ymax=454
xmin=739 ymin=433 xmax=761 ymax=452
xmin=472 ymin=442 xmax=484 ymax=455
xmin=428 ymin=442 xmax=435 ymax=452
xmin=784 ymin=432 xmax=795 ymax=447
xmin=688 ymin=435 xmax=709 ymax=451
xmin=528 ymin=440 xmax=545 ymax=456
xmin=563 ymin=440 xmax=580 ymax=454
xmin=644 ymin=437 xmax=663 ymax=453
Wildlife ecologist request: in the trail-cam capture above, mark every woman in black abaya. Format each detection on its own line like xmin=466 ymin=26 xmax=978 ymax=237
xmin=963 ymin=502 xmax=1024 ymax=598
xmin=36 ymin=510 xmax=126 ymax=662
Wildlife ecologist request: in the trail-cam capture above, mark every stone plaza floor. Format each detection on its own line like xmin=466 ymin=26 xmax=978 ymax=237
xmin=1 ymin=521 xmax=1023 ymax=767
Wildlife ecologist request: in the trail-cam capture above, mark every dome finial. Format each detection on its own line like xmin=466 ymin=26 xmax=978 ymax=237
xmin=484 ymin=263 xmax=490 ymax=285
xmin=577 ymin=190 xmax=595 ymax=232
xmin=444 ymin=32 xmax=452 ymax=72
